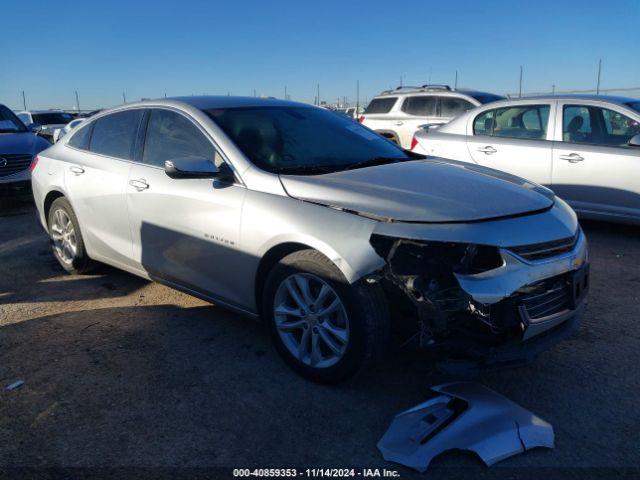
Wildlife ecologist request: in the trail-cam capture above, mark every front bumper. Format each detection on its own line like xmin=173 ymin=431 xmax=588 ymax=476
xmin=434 ymin=258 xmax=589 ymax=375
xmin=372 ymin=222 xmax=589 ymax=374
xmin=436 ymin=300 xmax=585 ymax=375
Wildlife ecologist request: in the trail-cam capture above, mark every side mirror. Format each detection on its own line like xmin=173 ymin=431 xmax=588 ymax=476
xmin=164 ymin=157 xmax=235 ymax=182
xmin=28 ymin=123 xmax=42 ymax=133
xmin=628 ymin=134 xmax=640 ymax=147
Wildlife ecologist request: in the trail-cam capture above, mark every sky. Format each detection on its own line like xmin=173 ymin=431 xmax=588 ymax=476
xmin=2 ymin=0 xmax=639 ymax=110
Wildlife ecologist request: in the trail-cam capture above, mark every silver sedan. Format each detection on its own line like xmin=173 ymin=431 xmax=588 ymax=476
xmin=32 ymin=96 xmax=588 ymax=382
xmin=412 ymin=94 xmax=640 ymax=224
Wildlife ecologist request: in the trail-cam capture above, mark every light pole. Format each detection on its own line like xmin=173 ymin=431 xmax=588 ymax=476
xmin=518 ymin=66 xmax=523 ymax=98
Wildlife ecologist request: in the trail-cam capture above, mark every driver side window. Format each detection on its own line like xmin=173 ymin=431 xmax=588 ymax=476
xmin=142 ymin=109 xmax=216 ymax=168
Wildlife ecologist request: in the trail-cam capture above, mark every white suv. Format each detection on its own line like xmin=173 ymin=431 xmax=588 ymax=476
xmin=360 ymin=85 xmax=503 ymax=148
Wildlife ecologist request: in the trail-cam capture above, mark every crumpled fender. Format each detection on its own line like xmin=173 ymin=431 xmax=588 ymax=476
xmin=377 ymin=382 xmax=554 ymax=472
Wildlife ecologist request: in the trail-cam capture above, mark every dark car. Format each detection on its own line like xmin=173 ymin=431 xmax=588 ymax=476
xmin=0 ymin=104 xmax=51 ymax=192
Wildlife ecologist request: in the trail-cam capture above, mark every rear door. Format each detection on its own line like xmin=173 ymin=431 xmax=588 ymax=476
xmin=552 ymin=103 xmax=640 ymax=219
xmin=466 ymin=102 xmax=555 ymax=186
xmin=64 ymin=109 xmax=144 ymax=269
xmin=127 ymin=107 xmax=247 ymax=305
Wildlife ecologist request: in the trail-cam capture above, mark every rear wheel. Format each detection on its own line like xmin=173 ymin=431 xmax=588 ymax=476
xmin=47 ymin=197 xmax=95 ymax=274
xmin=263 ymin=249 xmax=390 ymax=383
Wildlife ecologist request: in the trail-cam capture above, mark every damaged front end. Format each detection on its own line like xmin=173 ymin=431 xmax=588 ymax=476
xmin=369 ymin=230 xmax=589 ymax=374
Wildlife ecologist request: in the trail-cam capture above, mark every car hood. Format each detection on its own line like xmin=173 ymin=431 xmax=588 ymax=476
xmin=279 ymin=158 xmax=554 ymax=223
xmin=0 ymin=132 xmax=50 ymax=155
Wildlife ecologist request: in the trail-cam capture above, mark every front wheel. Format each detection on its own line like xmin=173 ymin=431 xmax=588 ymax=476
xmin=47 ymin=197 xmax=95 ymax=274
xmin=263 ymin=249 xmax=390 ymax=383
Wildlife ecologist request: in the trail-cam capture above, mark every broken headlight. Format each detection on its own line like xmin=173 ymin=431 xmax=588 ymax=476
xmin=369 ymin=235 xmax=503 ymax=276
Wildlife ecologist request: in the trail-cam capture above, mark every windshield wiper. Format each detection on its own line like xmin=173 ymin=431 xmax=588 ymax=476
xmin=277 ymin=164 xmax=338 ymax=175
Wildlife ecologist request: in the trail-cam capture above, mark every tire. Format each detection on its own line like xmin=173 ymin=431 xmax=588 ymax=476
xmin=263 ymin=249 xmax=390 ymax=383
xmin=47 ymin=197 xmax=95 ymax=274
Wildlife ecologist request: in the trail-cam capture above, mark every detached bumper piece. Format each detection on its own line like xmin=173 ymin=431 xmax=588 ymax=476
xmin=377 ymin=382 xmax=554 ymax=473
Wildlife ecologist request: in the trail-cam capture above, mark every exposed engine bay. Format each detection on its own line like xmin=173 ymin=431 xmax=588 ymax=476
xmin=369 ymin=232 xmax=589 ymax=372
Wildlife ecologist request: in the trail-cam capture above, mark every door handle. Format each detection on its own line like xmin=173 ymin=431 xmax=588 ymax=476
xmin=394 ymin=120 xmax=404 ymax=126
xmin=477 ymin=146 xmax=497 ymax=154
xmin=129 ymin=179 xmax=150 ymax=191
xmin=559 ymin=153 xmax=584 ymax=163
xmin=69 ymin=165 xmax=85 ymax=175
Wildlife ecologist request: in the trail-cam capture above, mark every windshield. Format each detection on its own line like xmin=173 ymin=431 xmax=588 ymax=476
xmin=32 ymin=112 xmax=74 ymax=125
xmin=204 ymin=106 xmax=411 ymax=175
xmin=0 ymin=106 xmax=28 ymax=133
xmin=626 ymin=101 xmax=640 ymax=114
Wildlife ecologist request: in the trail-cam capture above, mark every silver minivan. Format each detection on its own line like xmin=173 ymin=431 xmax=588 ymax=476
xmin=32 ymin=96 xmax=588 ymax=382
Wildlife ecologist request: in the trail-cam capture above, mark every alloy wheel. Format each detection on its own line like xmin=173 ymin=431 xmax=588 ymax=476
xmin=273 ymin=273 xmax=350 ymax=368
xmin=50 ymin=208 xmax=77 ymax=265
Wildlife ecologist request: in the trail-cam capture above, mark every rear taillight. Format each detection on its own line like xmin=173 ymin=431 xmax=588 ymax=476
xmin=358 ymin=115 xmax=365 ymax=123
xmin=29 ymin=155 xmax=39 ymax=172
xmin=410 ymin=136 xmax=418 ymax=150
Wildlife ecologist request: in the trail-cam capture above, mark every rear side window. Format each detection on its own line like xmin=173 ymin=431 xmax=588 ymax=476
xmin=492 ymin=105 xmax=550 ymax=140
xmin=142 ymin=109 xmax=215 ymax=168
xmin=67 ymin=123 xmax=93 ymax=150
xmin=440 ymin=97 xmax=474 ymax=118
xmin=473 ymin=105 xmax=550 ymax=140
xmin=89 ymin=110 xmax=143 ymax=160
xmin=401 ymin=96 xmax=437 ymax=116
xmin=364 ymin=97 xmax=397 ymax=114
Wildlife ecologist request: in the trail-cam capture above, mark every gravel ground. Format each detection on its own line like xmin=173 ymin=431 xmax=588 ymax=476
xmin=1 ymin=194 xmax=639 ymax=479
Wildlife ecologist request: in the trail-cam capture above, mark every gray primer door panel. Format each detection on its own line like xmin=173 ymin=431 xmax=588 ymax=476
xmin=377 ymin=382 xmax=554 ymax=472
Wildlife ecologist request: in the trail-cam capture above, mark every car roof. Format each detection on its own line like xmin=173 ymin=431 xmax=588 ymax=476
xmin=20 ymin=110 xmax=68 ymax=114
xmin=504 ymin=94 xmax=639 ymax=105
xmin=373 ymin=87 xmax=499 ymax=98
xmin=160 ymin=95 xmax=308 ymax=110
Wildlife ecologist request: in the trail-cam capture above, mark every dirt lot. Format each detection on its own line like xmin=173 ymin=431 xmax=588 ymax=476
xmin=1 ymin=193 xmax=639 ymax=478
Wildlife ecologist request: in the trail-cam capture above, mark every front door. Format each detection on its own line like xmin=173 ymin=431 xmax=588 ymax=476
xmin=126 ymin=108 xmax=247 ymax=305
xmin=552 ymin=103 xmax=640 ymax=219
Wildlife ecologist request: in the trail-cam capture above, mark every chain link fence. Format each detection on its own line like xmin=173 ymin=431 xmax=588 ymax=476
xmin=506 ymin=87 xmax=640 ymax=98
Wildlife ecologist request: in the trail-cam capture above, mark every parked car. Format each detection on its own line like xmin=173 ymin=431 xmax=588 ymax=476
xmin=32 ymin=96 xmax=588 ymax=382
xmin=16 ymin=110 xmax=75 ymax=142
xmin=360 ymin=85 xmax=504 ymax=148
xmin=412 ymin=95 xmax=640 ymax=225
xmin=0 ymin=104 xmax=51 ymax=191
xmin=53 ymin=118 xmax=85 ymax=143
xmin=345 ymin=106 xmax=364 ymax=118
